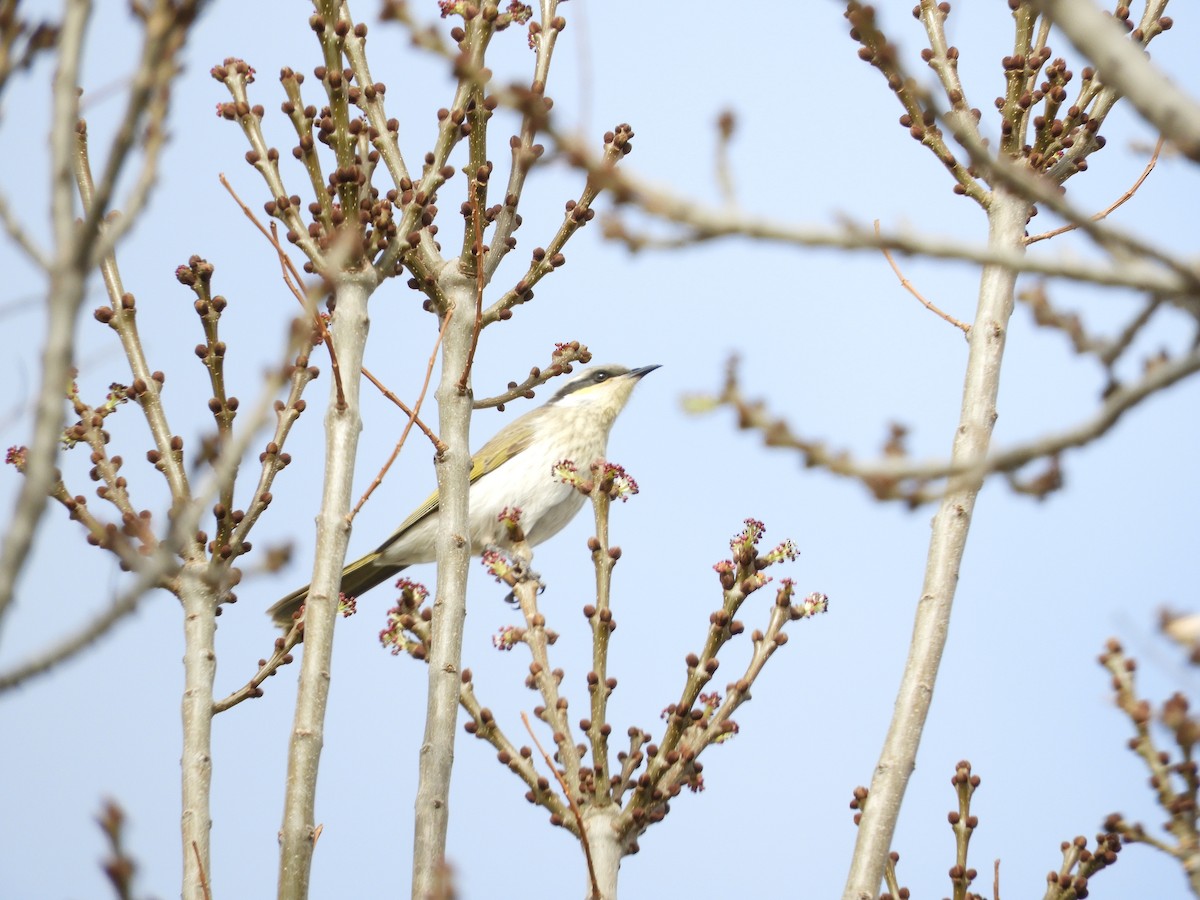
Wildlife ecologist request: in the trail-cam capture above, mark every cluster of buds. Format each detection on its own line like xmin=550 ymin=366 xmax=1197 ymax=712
xmin=491 ymin=624 xmax=523 ymax=651
xmin=378 ymin=579 xmax=432 ymax=658
xmin=714 ymin=518 xmax=800 ymax=594
xmin=6 ymin=446 xmax=27 ymax=473
xmin=554 ymin=459 xmax=639 ymax=502
xmin=438 ymin=1 xmax=532 ymax=30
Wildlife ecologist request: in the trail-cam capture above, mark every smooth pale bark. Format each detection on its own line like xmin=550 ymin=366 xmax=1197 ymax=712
xmin=179 ymin=566 xmax=216 ymax=899
xmin=278 ymin=276 xmax=374 ymax=899
xmin=842 ymin=189 xmax=1028 ymax=899
xmin=583 ymin=807 xmax=623 ymax=900
xmin=411 ymin=270 xmax=476 ymax=897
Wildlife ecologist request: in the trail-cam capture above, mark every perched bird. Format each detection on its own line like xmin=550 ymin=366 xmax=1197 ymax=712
xmin=268 ymin=363 xmax=659 ymax=626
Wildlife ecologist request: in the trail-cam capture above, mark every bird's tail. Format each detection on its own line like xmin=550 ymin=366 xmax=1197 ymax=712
xmin=267 ymin=550 xmax=408 ymax=628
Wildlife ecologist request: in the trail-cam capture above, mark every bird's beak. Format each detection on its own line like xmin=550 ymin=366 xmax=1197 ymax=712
xmin=630 ymin=364 xmax=662 ymax=379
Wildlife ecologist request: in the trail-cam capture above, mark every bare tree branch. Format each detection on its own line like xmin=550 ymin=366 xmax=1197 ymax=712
xmin=0 ymin=190 xmax=49 ymax=268
xmin=1034 ymin=0 xmax=1198 ymax=161
xmin=0 ymin=346 xmax=293 ymax=689
xmin=706 ymin=342 xmax=1200 ymax=503
xmin=277 ymin=274 xmax=375 ymax=897
xmin=843 ymin=187 xmax=1029 ymax=899
xmin=0 ymin=0 xmax=92 ymax=637
xmin=574 ymin=141 xmax=1193 ymax=295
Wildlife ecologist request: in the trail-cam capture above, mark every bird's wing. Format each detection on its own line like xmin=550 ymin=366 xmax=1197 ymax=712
xmin=370 ymin=422 xmax=536 ymax=556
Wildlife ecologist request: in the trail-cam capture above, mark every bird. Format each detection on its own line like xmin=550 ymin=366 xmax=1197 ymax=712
xmin=268 ymin=363 xmax=659 ymax=627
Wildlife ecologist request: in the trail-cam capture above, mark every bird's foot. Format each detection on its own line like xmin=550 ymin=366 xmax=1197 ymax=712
xmin=502 ymin=571 xmax=545 ymax=605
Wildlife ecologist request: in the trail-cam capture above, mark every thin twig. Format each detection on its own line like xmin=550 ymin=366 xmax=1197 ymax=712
xmin=212 ymin=620 xmax=304 ymax=713
xmin=1026 ymin=136 xmax=1164 ymax=244
xmin=191 ymin=841 xmax=211 ymax=900
xmin=521 ymin=711 xmax=600 ymax=900
xmin=361 ymin=367 xmax=442 ymax=449
xmin=714 ymin=109 xmax=737 ymax=207
xmin=81 ymin=1 xmax=195 ymax=267
xmin=351 ymin=313 xmax=450 ymax=519
xmin=472 ymin=343 xmax=592 ymax=410
xmin=218 ymin=173 xmax=347 ymax=410
xmin=875 ymin=220 xmax=971 ymax=333
xmin=0 ymin=191 xmax=49 ymax=268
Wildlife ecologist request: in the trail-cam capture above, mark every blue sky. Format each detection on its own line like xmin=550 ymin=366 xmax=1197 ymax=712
xmin=2 ymin=2 xmax=1199 ymax=898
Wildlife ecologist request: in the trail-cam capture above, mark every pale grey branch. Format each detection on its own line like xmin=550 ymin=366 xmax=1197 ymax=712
xmin=0 ymin=0 xmax=92 ymax=639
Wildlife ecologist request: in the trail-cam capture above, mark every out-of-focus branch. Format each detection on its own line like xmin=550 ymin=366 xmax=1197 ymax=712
xmin=0 ymin=0 xmax=91 ymax=638
xmin=0 ymin=0 xmax=206 ymax=643
xmin=700 ymin=340 xmax=1200 ymax=506
xmin=96 ymin=799 xmax=141 ymax=900
xmin=933 ymin=91 xmax=1195 ymax=291
xmin=584 ymin=154 xmax=1191 ymax=294
xmin=1099 ymin=638 xmax=1200 ymax=894
xmin=0 ymin=191 xmax=49 ymax=268
xmin=713 ymin=109 xmax=737 ymax=207
xmin=0 ymin=552 xmax=164 ymax=691
xmin=0 ymin=331 xmax=294 ymax=690
xmin=0 ymin=8 xmax=59 ymax=98
xmin=84 ymin=0 xmax=203 ymax=263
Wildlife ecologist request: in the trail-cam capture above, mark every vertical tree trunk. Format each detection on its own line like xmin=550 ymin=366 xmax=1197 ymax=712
xmin=278 ymin=277 xmax=373 ymax=899
xmin=180 ymin=565 xmax=216 ymax=899
xmin=842 ymin=188 xmax=1028 ymax=899
xmin=412 ymin=271 xmax=476 ymax=897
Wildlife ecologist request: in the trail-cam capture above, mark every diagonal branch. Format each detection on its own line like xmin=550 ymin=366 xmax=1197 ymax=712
xmin=706 ymin=341 xmax=1200 ymax=505
xmin=0 ymin=0 xmax=91 ymax=639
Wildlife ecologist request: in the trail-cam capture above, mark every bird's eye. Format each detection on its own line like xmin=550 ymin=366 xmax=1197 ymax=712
xmin=594 ymin=372 xmax=608 ymax=383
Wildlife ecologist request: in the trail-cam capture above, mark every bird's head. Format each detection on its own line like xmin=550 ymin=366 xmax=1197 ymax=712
xmin=547 ymin=364 xmax=660 ymax=427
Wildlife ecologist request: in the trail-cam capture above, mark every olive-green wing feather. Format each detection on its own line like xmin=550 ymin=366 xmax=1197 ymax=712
xmin=369 ymin=422 xmax=536 ymax=557
xmin=267 ymin=552 xmax=402 ymax=627
xmin=267 ymin=418 xmax=537 ymax=628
